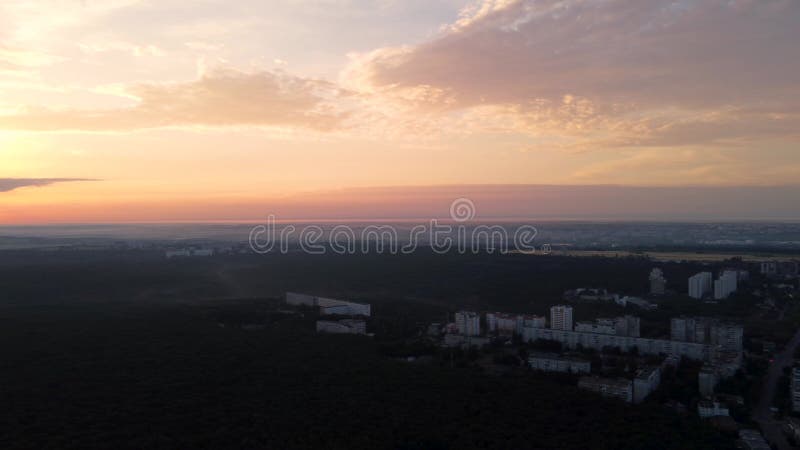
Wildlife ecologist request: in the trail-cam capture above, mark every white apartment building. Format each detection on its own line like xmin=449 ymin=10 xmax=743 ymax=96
xmin=550 ymin=305 xmax=574 ymax=331
xmin=486 ymin=312 xmax=521 ymax=335
xmin=522 ymin=326 xmax=710 ymax=361
xmin=714 ymin=270 xmax=738 ymax=300
xmin=575 ymin=320 xmax=616 ymax=335
xmin=455 ymin=311 xmax=481 ymax=336
xmin=688 ymin=272 xmax=713 ymax=299
xmin=528 ymin=353 xmax=591 ymax=374
xmin=671 ymin=317 xmax=743 ymax=352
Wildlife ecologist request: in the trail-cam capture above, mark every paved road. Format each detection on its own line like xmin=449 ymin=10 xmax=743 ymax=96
xmin=754 ymin=328 xmax=800 ymax=450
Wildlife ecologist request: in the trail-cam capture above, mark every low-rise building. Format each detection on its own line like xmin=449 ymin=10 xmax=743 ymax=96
xmin=578 ymin=376 xmax=633 ymax=403
xmin=575 ymin=320 xmax=616 ymax=335
xmin=317 ymin=297 xmax=371 ymax=316
xmin=565 ymin=288 xmax=617 ymax=302
xmin=443 ymin=334 xmax=490 ymax=348
xmin=616 ymin=296 xmax=658 ymax=310
xmin=522 ymin=315 xmax=546 ymax=330
xmin=285 ymin=292 xmax=372 ymax=316
xmin=574 ymin=316 xmax=640 ymax=337
xmin=738 ymin=429 xmax=771 ymax=450
xmin=316 ymin=319 xmax=367 ymax=335
xmin=697 ymin=399 xmax=729 ymax=418
xmin=528 ymin=353 xmax=591 ymax=374
xmin=759 ymin=261 xmax=798 ymax=279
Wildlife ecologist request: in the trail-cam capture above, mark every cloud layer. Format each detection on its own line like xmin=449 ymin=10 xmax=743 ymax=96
xmin=1 ymin=0 xmax=798 ymax=150
xmin=0 ymin=178 xmax=97 ymax=193
xmin=346 ymin=0 xmax=800 ymax=147
xmin=0 ymin=69 xmax=346 ymax=131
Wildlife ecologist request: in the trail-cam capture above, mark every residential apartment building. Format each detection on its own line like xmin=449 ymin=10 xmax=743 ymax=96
xmin=550 ymin=305 xmax=574 ymax=331
xmin=578 ymin=377 xmax=633 ymax=403
xmin=670 ymin=317 xmax=743 ymax=352
xmin=455 ymin=311 xmax=481 ymax=336
xmin=528 ymin=353 xmax=591 ymax=374
xmin=573 ymin=316 xmax=639 ymax=337
xmin=688 ymin=272 xmax=713 ymax=299
xmin=714 ymin=270 xmax=738 ymax=300
xmin=633 ymin=367 xmax=661 ymax=404
xmin=522 ymin=326 xmax=710 ymax=361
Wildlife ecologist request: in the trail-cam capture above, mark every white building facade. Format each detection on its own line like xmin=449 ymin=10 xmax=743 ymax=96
xmin=522 ymin=326 xmax=710 ymax=360
xmin=550 ymin=305 xmax=574 ymax=331
xmin=714 ymin=270 xmax=738 ymax=299
xmin=633 ymin=367 xmax=661 ymax=404
xmin=455 ymin=311 xmax=481 ymax=336
xmin=688 ymin=272 xmax=713 ymax=299
xmin=578 ymin=377 xmax=633 ymax=403
xmin=528 ymin=354 xmax=591 ymax=374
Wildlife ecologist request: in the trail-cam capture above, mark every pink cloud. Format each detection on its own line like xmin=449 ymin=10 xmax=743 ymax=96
xmin=346 ymin=0 xmax=800 ymax=147
xmin=0 ymin=68 xmax=348 ymax=131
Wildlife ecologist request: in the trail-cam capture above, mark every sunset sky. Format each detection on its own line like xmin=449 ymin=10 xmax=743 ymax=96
xmin=1 ymin=0 xmax=799 ymax=223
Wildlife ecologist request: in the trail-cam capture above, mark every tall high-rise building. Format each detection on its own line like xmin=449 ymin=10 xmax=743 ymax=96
xmin=455 ymin=311 xmax=481 ymax=336
xmin=550 ymin=305 xmax=574 ymax=331
xmin=649 ymin=268 xmax=667 ymax=295
xmin=688 ymin=272 xmax=713 ymax=299
xmin=714 ymin=270 xmax=738 ymax=300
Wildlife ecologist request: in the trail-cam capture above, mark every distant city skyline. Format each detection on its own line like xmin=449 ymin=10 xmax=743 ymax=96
xmin=3 ymin=184 xmax=800 ymax=224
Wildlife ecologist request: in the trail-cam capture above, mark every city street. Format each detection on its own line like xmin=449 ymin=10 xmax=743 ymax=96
xmin=755 ymin=329 xmax=800 ymax=450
